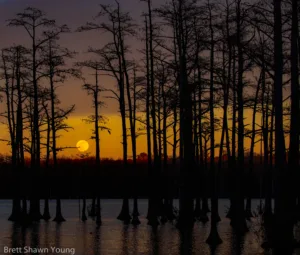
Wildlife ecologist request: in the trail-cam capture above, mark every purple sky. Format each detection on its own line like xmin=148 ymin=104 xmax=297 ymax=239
xmin=0 ymin=0 xmax=155 ymax=116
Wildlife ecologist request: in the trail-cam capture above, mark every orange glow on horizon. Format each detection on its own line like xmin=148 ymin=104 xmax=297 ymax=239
xmin=0 ymin=112 xmax=290 ymax=160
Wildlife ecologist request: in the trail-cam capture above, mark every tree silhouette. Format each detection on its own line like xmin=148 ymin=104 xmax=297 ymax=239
xmin=206 ymin=0 xmax=222 ymax=245
xmin=273 ymin=0 xmax=294 ymax=252
xmin=8 ymin=7 xmax=57 ymax=221
xmin=76 ymin=59 xmax=111 ymax=226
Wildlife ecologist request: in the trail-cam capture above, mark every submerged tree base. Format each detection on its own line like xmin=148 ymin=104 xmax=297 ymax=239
xmin=53 ymin=215 xmax=66 ymax=222
xmin=206 ymin=229 xmax=223 ymax=246
xmin=117 ymin=198 xmax=132 ymax=223
xmin=245 ymin=208 xmax=253 ymax=219
xmin=199 ymin=212 xmax=209 ymax=223
xmin=81 ymin=214 xmax=87 ymax=222
xmin=160 ymin=215 xmax=168 ymax=224
xmin=131 ymin=215 xmax=141 ymax=225
xmin=18 ymin=214 xmax=32 ymax=227
xmin=262 ymin=211 xmax=273 ymax=223
xmin=42 ymin=212 xmax=51 ymax=221
xmin=42 ymin=206 xmax=51 ymax=221
xmin=117 ymin=213 xmax=132 ymax=222
xmin=202 ymin=199 xmax=211 ymax=213
xmin=28 ymin=212 xmax=43 ymax=222
xmin=117 ymin=210 xmax=131 ymax=224
xmin=96 ymin=217 xmax=102 ymax=226
xmin=147 ymin=217 xmax=160 ymax=227
xmin=230 ymin=218 xmax=248 ymax=234
xmin=176 ymin=218 xmax=195 ymax=231
xmin=226 ymin=205 xmax=233 ymax=219
xmin=8 ymin=211 xmax=22 ymax=222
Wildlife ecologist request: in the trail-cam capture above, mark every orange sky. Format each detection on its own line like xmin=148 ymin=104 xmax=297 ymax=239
xmin=0 ymin=110 xmax=276 ymax=159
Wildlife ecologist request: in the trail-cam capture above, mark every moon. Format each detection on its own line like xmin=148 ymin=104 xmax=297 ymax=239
xmin=76 ymin=140 xmax=89 ymax=152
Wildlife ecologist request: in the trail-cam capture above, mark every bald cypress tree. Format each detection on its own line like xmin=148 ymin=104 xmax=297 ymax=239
xmin=8 ymin=7 xmax=58 ymax=221
xmin=289 ymin=0 xmax=299 ymax=222
xmin=77 ymin=2 xmax=136 ymax=224
xmin=273 ymin=0 xmax=294 ymax=252
xmin=76 ymin=60 xmax=111 ymax=226
xmin=206 ymin=0 xmax=222 ymax=245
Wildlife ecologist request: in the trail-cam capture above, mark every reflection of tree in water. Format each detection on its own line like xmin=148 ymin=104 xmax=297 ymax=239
xmin=131 ymin=226 xmax=139 ymax=255
xmin=55 ymin=223 xmax=62 ymax=254
xmin=150 ymin=228 xmax=160 ymax=255
xmin=44 ymin=222 xmax=49 ymax=252
xmin=209 ymin=245 xmax=216 ymax=255
xmin=93 ymin=226 xmax=101 ymax=255
xmin=81 ymin=222 xmax=87 ymax=253
xmin=179 ymin=229 xmax=193 ymax=255
xmin=30 ymin=223 xmax=40 ymax=255
xmin=20 ymin=226 xmax=27 ymax=253
xmin=120 ymin=225 xmax=129 ymax=255
xmin=229 ymin=232 xmax=245 ymax=255
xmin=11 ymin=223 xmax=21 ymax=251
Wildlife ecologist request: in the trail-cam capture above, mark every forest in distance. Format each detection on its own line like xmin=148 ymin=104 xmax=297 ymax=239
xmin=0 ymin=0 xmax=299 ymax=254
xmin=0 ymin=152 xmax=264 ymax=199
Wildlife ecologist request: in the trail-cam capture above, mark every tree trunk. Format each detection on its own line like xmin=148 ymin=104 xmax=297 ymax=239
xmin=43 ymin=198 xmax=51 ymax=221
xmin=146 ymin=0 xmax=160 ymax=227
xmin=273 ymin=0 xmax=294 ymax=252
xmin=96 ymin=195 xmax=102 ymax=226
xmin=230 ymin=0 xmax=248 ymax=234
xmin=131 ymin=67 xmax=140 ymax=225
xmin=289 ymin=0 xmax=299 ymax=223
xmin=145 ymin=16 xmax=152 ymax=176
xmin=49 ymin=41 xmax=65 ymax=223
xmin=227 ymin=46 xmax=236 ymax=219
xmin=81 ymin=196 xmax=87 ymax=222
xmin=206 ymin=6 xmax=222 ymax=244
xmin=94 ymin=68 xmax=101 ymax=220
xmin=176 ymin=0 xmax=195 ymax=231
xmin=53 ymin=198 xmax=65 ymax=222
xmin=246 ymin=74 xmax=261 ymax=219
xmin=29 ymin=27 xmax=42 ymax=222
xmin=116 ymin=22 xmax=131 ymax=223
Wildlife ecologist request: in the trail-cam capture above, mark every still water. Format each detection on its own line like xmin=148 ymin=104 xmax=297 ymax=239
xmin=0 ymin=199 xmax=299 ymax=255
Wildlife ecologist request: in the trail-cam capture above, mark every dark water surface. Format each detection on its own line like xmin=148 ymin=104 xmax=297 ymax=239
xmin=0 ymin=199 xmax=299 ymax=255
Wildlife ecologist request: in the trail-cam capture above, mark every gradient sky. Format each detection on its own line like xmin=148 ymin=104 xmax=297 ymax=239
xmin=0 ymin=0 xmax=166 ymax=159
xmin=0 ymin=0 xmax=289 ymax=159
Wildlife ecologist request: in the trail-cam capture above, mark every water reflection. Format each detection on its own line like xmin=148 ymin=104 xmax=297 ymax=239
xmin=150 ymin=228 xmax=160 ymax=255
xmin=131 ymin=226 xmax=139 ymax=255
xmin=1 ymin=200 xmax=299 ymax=255
xmin=78 ymin=220 xmax=88 ymax=254
xmin=209 ymin=245 xmax=217 ymax=255
xmin=21 ymin=225 xmax=27 ymax=252
xmin=10 ymin=224 xmax=21 ymax=251
xmin=93 ymin=226 xmax=101 ymax=255
xmin=229 ymin=232 xmax=245 ymax=255
xmin=120 ymin=225 xmax=129 ymax=255
xmin=55 ymin=223 xmax=61 ymax=253
xmin=30 ymin=223 xmax=40 ymax=255
xmin=43 ymin=222 xmax=49 ymax=250
xmin=179 ymin=229 xmax=194 ymax=255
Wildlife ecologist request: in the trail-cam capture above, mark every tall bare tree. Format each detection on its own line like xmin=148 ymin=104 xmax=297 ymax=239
xmin=8 ymin=7 xmax=58 ymax=221
xmin=273 ymin=0 xmax=293 ymax=252
xmin=76 ymin=60 xmax=110 ymax=226
xmin=77 ymin=2 xmax=136 ymax=224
